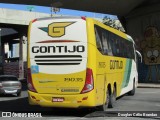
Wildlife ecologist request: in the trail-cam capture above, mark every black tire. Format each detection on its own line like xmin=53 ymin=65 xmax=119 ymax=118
xmin=108 ymin=87 xmax=116 ymax=108
xmin=16 ymin=92 xmax=21 ymax=97
xmin=128 ymin=81 xmax=135 ymax=96
xmin=97 ymin=89 xmax=109 ymax=111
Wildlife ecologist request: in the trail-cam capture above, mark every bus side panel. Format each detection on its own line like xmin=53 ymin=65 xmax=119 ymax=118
xmin=95 ymin=49 xmax=107 ymax=105
xmin=103 ymin=56 xmax=125 ymax=98
xmin=95 ymin=74 xmax=105 ymax=105
xmin=95 ymin=51 xmax=129 ymax=99
xmin=120 ymin=59 xmax=137 ymax=95
xmin=86 ymin=18 xmax=138 ymax=106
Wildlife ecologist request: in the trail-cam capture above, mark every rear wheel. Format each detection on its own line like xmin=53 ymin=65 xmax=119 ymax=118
xmin=108 ymin=87 xmax=116 ymax=108
xmin=97 ymin=89 xmax=109 ymax=111
xmin=128 ymin=81 xmax=135 ymax=96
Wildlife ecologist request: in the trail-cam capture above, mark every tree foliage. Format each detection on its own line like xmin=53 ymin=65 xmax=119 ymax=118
xmin=103 ymin=16 xmax=125 ymax=32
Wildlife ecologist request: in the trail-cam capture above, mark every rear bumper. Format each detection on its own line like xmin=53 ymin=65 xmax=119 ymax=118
xmin=28 ymin=91 xmax=96 ymax=108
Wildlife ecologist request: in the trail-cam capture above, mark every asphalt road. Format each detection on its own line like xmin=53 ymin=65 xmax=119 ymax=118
xmin=0 ymin=88 xmax=160 ymax=120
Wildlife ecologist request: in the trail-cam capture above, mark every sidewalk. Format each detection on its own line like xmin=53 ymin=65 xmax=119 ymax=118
xmin=138 ymin=83 xmax=160 ymax=88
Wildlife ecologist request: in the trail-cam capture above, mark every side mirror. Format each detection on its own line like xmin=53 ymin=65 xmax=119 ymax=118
xmin=136 ymin=50 xmax=142 ymax=63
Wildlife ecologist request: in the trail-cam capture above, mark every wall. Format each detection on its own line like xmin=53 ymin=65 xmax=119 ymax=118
xmin=3 ymin=62 xmax=27 ymax=78
xmin=126 ymin=12 xmax=160 ymax=83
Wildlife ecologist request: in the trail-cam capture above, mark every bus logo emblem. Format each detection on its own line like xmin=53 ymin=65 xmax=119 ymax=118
xmin=39 ymin=22 xmax=75 ymax=37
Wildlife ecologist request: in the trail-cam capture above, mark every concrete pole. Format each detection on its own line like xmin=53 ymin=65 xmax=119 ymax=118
xmin=1 ymin=42 xmax=5 ymax=63
xmin=9 ymin=43 xmax=13 ymax=58
xmin=19 ymin=35 xmax=24 ymax=79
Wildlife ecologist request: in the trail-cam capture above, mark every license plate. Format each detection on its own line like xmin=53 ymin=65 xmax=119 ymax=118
xmin=52 ymin=97 xmax=64 ymax=102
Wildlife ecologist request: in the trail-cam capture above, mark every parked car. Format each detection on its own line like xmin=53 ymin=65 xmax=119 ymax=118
xmin=0 ymin=75 xmax=22 ymax=96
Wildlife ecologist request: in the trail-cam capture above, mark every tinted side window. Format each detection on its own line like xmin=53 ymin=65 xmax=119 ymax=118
xmin=94 ymin=25 xmax=135 ymax=59
xmin=95 ymin=26 xmax=113 ymax=55
xmin=123 ymin=40 xmax=135 ymax=59
xmin=95 ymin=27 xmax=103 ymax=54
xmin=102 ymin=32 xmax=109 ymax=55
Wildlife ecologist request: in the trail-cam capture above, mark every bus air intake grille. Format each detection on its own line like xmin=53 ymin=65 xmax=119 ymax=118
xmin=34 ymin=55 xmax=82 ymax=65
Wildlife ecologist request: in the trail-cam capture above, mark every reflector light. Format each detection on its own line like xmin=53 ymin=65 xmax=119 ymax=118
xmin=82 ymin=97 xmax=88 ymax=100
xmin=77 ymin=101 xmax=82 ymax=103
xmin=31 ymin=96 xmax=36 ymax=99
xmin=36 ymin=100 xmax=40 ymax=102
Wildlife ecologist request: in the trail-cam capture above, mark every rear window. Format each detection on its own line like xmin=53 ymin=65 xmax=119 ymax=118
xmin=0 ymin=77 xmax=18 ymax=81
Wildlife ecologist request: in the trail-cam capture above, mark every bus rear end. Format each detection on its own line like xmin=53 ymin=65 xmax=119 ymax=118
xmin=27 ymin=17 xmax=95 ymax=108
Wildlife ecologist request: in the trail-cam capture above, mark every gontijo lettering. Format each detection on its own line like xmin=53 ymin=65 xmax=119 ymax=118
xmin=32 ymin=45 xmax=85 ymax=53
xmin=110 ymin=60 xmax=123 ymax=69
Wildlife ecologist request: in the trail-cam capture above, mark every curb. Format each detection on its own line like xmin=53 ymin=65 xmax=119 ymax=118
xmin=138 ymin=84 xmax=160 ymax=88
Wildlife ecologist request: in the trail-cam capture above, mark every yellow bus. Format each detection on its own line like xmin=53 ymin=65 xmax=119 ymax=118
xmin=27 ymin=16 xmax=138 ymax=111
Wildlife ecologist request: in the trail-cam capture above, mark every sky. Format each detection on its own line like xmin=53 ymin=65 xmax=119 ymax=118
xmin=0 ymin=3 xmax=117 ymax=19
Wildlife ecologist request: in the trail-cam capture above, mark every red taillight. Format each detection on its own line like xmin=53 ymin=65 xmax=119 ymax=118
xmin=27 ymin=68 xmax=37 ymax=92
xmin=81 ymin=68 xmax=94 ymax=94
xmin=32 ymin=19 xmax=37 ymax=23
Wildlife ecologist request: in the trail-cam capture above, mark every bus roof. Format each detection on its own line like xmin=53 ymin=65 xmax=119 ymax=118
xmin=31 ymin=16 xmax=135 ymax=44
xmin=32 ymin=16 xmax=84 ymax=22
